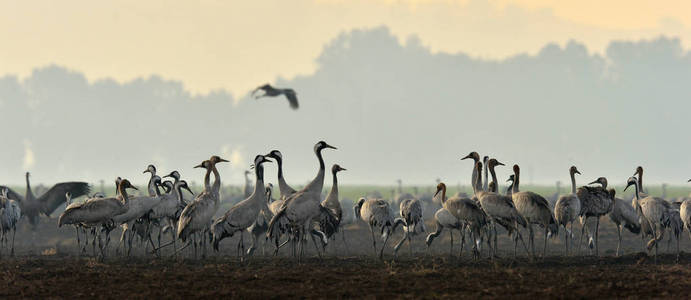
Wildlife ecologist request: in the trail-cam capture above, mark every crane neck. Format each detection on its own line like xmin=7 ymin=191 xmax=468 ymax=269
xmin=174 ymin=184 xmax=183 ymax=203
xmin=251 ymin=164 xmax=266 ymax=200
xmin=202 ymin=166 xmax=212 ymax=193
xmin=489 ymin=165 xmax=499 ymax=193
xmin=637 ymin=171 xmax=644 ymax=192
xmin=118 ymin=185 xmax=131 ymax=203
xmin=570 ymin=171 xmax=577 ymax=194
xmin=470 ymin=159 xmax=479 ymax=195
xmin=483 ymin=161 xmax=489 ymax=192
xmin=440 ymin=185 xmax=447 ymax=204
xmin=304 ymin=147 xmax=327 ymax=193
xmin=274 ymin=156 xmax=285 ymax=180
xmin=25 ymin=174 xmax=34 ymax=198
xmin=512 ymin=171 xmax=520 ymax=194
xmin=506 ymin=182 xmax=513 ymax=196
xmin=147 ymin=173 xmax=158 ymax=197
xmin=475 ymin=166 xmax=483 ymax=195
xmin=331 ymin=170 xmax=339 ymax=196
xmin=211 ymin=163 xmax=221 ymax=196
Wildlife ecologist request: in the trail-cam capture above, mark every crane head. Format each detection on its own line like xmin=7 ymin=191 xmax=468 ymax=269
xmin=332 ymin=164 xmax=346 ymax=173
xmin=623 ymin=177 xmax=638 ymax=192
xmin=143 ymin=164 xmax=156 ymax=174
xmin=461 ymin=152 xmax=479 ymax=161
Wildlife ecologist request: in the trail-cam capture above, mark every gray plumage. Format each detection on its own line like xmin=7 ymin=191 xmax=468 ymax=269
xmin=512 ymin=164 xmax=558 ymax=258
xmin=607 ymin=188 xmax=640 ymax=256
xmin=252 ymin=83 xmax=299 ymax=110
xmin=576 ymin=176 xmax=613 ymax=255
xmin=353 ymin=197 xmax=405 ymax=259
xmin=393 ymin=198 xmax=426 ymax=256
xmin=553 ymin=166 xmax=581 ymax=254
xmin=211 ymin=155 xmax=271 ymax=256
xmin=1 ymin=172 xmax=90 ymax=226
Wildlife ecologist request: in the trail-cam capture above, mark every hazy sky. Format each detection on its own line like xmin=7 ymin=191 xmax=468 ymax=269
xmin=3 ymin=0 xmax=691 ymax=96
xmin=2 ymin=1 xmax=691 ymax=188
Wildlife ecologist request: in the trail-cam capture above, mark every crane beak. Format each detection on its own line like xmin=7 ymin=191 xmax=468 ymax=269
xmin=325 ymin=144 xmax=337 ymax=150
xmin=575 ymin=170 xmax=581 ymax=175
xmin=340 ymin=167 xmax=347 ymax=171
xmin=497 ymin=161 xmax=505 ymax=166
xmin=461 ymin=154 xmax=472 ymax=160
xmin=183 ymin=186 xmax=194 ymax=196
xmin=587 ymin=180 xmax=598 ymax=185
xmin=142 ymin=170 xmax=150 ymax=174
xmin=261 ymin=157 xmax=273 ymax=164
xmin=623 ymin=183 xmax=632 ymax=192
xmin=218 ymin=158 xmax=229 ymax=163
xmin=194 ymin=163 xmax=203 ymax=168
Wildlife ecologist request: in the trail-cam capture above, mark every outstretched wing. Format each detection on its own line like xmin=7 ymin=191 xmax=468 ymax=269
xmin=38 ymin=182 xmax=91 ymax=216
xmin=0 ymin=186 xmax=24 ymax=202
xmin=284 ymin=90 xmax=299 ymax=110
xmin=252 ymin=83 xmax=272 ymax=96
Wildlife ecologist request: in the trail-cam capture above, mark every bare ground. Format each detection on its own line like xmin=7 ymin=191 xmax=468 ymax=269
xmin=0 ymin=216 xmax=690 ymax=298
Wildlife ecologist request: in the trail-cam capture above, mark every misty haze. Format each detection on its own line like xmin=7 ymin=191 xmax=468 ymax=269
xmin=1 ymin=27 xmax=689 ymax=186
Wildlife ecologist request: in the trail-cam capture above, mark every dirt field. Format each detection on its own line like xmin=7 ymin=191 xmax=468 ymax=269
xmin=0 ymin=215 xmax=690 ymax=298
xmin=0 ymin=254 xmax=690 ymax=298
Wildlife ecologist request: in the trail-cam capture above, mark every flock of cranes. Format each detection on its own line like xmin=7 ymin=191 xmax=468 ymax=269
xmin=0 ymin=145 xmax=691 ymax=263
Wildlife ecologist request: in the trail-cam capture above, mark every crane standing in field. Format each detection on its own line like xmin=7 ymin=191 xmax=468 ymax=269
xmin=58 ymin=179 xmax=138 ymax=259
xmin=624 ymin=176 xmax=675 ymax=261
xmin=576 ymin=176 xmax=613 ymax=256
xmin=435 ymin=181 xmax=488 ymax=259
xmin=512 ymin=164 xmax=558 ymax=258
xmin=177 ymin=156 xmax=229 ymax=257
xmin=393 ymin=198 xmax=425 ymax=257
xmin=267 ymin=141 xmax=338 ymax=260
xmin=320 ymin=164 xmax=348 ymax=254
xmin=354 ymin=197 xmax=405 ymax=259
xmin=1 ymin=172 xmax=90 ymax=228
xmin=607 ymin=189 xmax=641 ymax=256
xmin=554 ymin=166 xmax=581 ymax=255
xmin=0 ymin=188 xmax=21 ymax=256
xmin=426 ymin=183 xmax=463 ymax=256
xmin=211 ymin=155 xmax=272 ymax=259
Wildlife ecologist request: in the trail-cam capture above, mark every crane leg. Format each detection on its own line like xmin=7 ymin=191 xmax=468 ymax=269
xmin=459 ymin=227 xmax=465 ymax=258
xmin=380 ymin=228 xmax=391 ymax=260
xmin=75 ymin=227 xmax=81 ymax=255
xmin=309 ymin=231 xmax=322 ymax=260
xmin=449 ymin=229 xmax=454 ymax=257
xmin=393 ymin=231 xmax=407 ymax=257
xmin=543 ymin=227 xmax=548 ymax=258
xmin=341 ymin=230 xmax=349 ymax=256
xmin=408 ymin=233 xmax=413 ymax=257
xmin=11 ymin=227 xmax=15 ymax=257
xmin=676 ymin=231 xmax=680 ymax=262
xmin=616 ymin=225 xmax=622 ymax=257
xmin=578 ymin=218 xmax=586 ymax=254
xmin=594 ymin=217 xmax=600 ymax=256
xmin=528 ymin=224 xmax=535 ymax=258
xmin=564 ymin=224 xmax=568 ymax=255
xmin=493 ymin=224 xmax=498 ymax=258
xmin=369 ymin=225 xmax=377 ymax=257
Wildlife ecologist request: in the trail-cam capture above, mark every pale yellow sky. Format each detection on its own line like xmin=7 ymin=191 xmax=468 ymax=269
xmin=1 ymin=0 xmax=690 ymax=96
